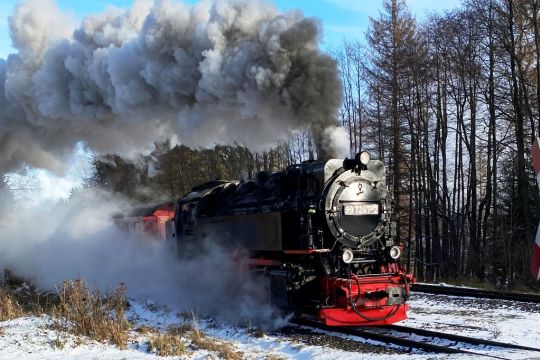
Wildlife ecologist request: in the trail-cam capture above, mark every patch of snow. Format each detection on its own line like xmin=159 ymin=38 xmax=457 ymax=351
xmin=2 ymin=294 xmax=540 ymax=359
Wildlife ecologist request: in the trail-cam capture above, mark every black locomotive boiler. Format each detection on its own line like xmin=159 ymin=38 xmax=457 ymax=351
xmin=174 ymin=152 xmax=414 ymax=326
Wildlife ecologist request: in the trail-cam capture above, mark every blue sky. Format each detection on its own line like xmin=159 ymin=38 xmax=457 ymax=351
xmin=0 ymin=0 xmax=462 ymax=59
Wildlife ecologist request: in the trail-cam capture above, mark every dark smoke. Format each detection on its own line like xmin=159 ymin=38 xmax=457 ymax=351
xmin=0 ymin=0 xmax=343 ymax=173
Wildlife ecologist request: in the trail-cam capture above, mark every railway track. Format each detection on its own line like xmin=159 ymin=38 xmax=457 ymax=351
xmin=292 ymin=319 xmax=540 ymax=359
xmin=411 ymin=283 xmax=540 ymax=303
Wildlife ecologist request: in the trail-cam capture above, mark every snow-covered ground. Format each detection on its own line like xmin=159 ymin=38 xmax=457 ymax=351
xmin=1 ymin=292 xmax=540 ymax=359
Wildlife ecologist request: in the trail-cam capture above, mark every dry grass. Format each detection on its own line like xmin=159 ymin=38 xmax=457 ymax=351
xmin=1 ymin=272 xmax=130 ymax=350
xmin=147 ymin=332 xmax=187 ymax=356
xmin=0 ymin=272 xmax=56 ymax=320
xmin=190 ymin=326 xmax=243 ymax=360
xmin=1 ymin=271 xmax=245 ymax=358
xmin=0 ymin=288 xmax=25 ymax=321
xmin=52 ymin=279 xmax=129 ymax=349
xmin=148 ymin=321 xmax=242 ymax=360
xmin=265 ymin=355 xmax=288 ymax=360
xmin=145 ymin=324 xmax=194 ymax=357
xmin=167 ymin=323 xmax=195 ymax=336
xmin=134 ymin=324 xmax=157 ymax=334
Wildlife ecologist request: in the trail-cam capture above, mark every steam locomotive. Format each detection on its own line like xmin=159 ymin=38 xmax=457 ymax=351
xmin=118 ymin=152 xmax=414 ymax=326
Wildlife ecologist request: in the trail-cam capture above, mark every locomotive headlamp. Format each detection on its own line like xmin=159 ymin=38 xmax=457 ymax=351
xmin=359 ymin=151 xmax=371 ymax=166
xmin=389 ymin=245 xmax=402 ymax=260
xmin=342 ymin=249 xmax=354 ymax=264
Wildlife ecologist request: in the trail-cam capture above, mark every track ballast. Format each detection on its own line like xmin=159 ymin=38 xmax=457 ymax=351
xmin=291 ymin=319 xmax=540 ymax=359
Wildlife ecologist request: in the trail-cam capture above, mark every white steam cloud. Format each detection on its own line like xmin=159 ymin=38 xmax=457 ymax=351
xmin=0 ymin=188 xmax=288 ymax=328
xmin=323 ymin=125 xmax=349 ymax=159
xmin=0 ymin=0 xmax=343 ymax=174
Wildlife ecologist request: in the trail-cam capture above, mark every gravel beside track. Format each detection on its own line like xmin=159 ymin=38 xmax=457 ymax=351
xmin=290 ymin=318 xmax=540 ymax=359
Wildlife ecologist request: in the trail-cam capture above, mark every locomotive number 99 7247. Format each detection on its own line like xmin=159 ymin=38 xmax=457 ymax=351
xmin=342 ymin=203 xmax=379 ymax=216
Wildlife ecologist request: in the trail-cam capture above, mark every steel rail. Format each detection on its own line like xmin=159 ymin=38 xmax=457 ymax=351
xmin=411 ymin=284 xmax=540 ymax=303
xmin=290 ymin=319 xmax=538 ymax=359
xmin=383 ymin=324 xmax=540 ymax=352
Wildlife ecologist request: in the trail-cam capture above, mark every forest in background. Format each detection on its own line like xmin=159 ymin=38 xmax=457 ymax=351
xmin=4 ymin=0 xmax=540 ymax=288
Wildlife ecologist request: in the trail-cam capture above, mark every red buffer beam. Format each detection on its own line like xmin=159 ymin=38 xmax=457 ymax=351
xmin=531 ymin=137 xmax=540 ymax=280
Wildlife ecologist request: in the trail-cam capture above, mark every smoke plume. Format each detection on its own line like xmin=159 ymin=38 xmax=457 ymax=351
xmin=0 ymin=0 xmax=343 ymax=173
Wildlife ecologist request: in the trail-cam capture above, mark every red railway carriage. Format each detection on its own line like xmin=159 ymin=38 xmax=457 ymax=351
xmin=114 ymin=202 xmax=175 ymax=241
